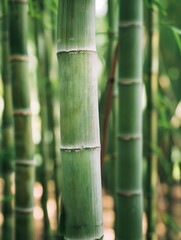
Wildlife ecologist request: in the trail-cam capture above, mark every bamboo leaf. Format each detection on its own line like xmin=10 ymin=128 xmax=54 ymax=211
xmin=163 ymin=213 xmax=181 ymax=232
xmin=143 ymin=0 xmax=167 ymax=15
xmin=170 ymin=26 xmax=181 ymax=54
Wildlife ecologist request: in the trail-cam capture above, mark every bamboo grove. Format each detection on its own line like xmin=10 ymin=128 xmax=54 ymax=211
xmin=0 ymin=0 xmax=181 ymax=240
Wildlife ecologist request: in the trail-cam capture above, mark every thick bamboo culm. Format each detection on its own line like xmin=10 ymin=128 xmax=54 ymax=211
xmin=9 ymin=1 xmax=35 ymax=239
xmin=1 ymin=0 xmax=14 ymax=239
xmin=146 ymin=3 xmax=159 ymax=240
xmin=115 ymin=0 xmax=143 ymax=239
xmin=57 ymin=0 xmax=103 ymax=239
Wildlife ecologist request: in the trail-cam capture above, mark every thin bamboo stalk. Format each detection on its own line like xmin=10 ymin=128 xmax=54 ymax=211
xmin=44 ymin=28 xmax=60 ymax=228
xmin=101 ymin=43 xmax=118 ymax=171
xmin=115 ymin=0 xmax=143 ymax=238
xmin=9 ymin=1 xmax=35 ymax=239
xmin=57 ymin=0 xmax=103 ymax=239
xmin=145 ymin=3 xmax=159 ymax=240
xmin=1 ymin=3 xmax=14 ymax=239
xmin=34 ymin=18 xmax=52 ymax=239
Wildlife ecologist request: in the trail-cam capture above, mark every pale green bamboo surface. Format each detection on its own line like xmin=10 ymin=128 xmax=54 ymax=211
xmin=146 ymin=3 xmax=159 ymax=240
xmin=1 ymin=1 xmax=14 ymax=239
xmin=57 ymin=0 xmax=103 ymax=239
xmin=115 ymin=0 xmax=143 ymax=239
xmin=9 ymin=1 xmax=35 ymax=239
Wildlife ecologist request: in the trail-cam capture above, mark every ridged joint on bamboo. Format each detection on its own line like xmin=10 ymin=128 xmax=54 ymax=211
xmin=15 ymin=159 xmax=36 ymax=166
xmin=9 ymin=0 xmax=28 ymax=3
xmin=118 ymin=134 xmax=142 ymax=141
xmin=117 ymin=190 xmax=142 ymax=197
xmin=15 ymin=207 xmax=34 ymax=214
xmin=57 ymin=49 xmax=96 ymax=55
xmin=10 ymin=55 xmax=29 ymax=62
xmin=119 ymin=78 xmax=142 ymax=85
xmin=60 ymin=145 xmax=100 ymax=152
xmin=13 ymin=108 xmax=32 ymax=116
xmin=119 ymin=21 xmax=142 ymax=28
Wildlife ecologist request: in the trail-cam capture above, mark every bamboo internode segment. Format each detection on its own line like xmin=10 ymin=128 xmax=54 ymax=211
xmin=13 ymin=108 xmax=32 ymax=116
xmin=10 ymin=55 xmax=29 ymax=61
xmin=15 ymin=207 xmax=34 ymax=214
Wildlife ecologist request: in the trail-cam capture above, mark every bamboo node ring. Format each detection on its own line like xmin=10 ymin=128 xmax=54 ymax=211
xmin=119 ymin=79 xmax=142 ymax=85
xmin=60 ymin=145 xmax=101 ymax=152
xmin=15 ymin=207 xmax=34 ymax=213
xmin=119 ymin=21 xmax=142 ymax=28
xmin=10 ymin=0 xmax=28 ymax=3
xmin=117 ymin=190 xmax=142 ymax=197
xmin=15 ymin=160 xmax=36 ymax=166
xmin=10 ymin=55 xmax=29 ymax=62
xmin=13 ymin=109 xmax=32 ymax=116
xmin=118 ymin=134 xmax=142 ymax=141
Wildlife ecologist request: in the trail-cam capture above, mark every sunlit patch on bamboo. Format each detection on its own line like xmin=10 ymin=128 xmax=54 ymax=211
xmin=103 ymin=229 xmax=115 ymax=240
xmin=0 ymin=178 xmax=5 ymax=194
xmin=11 ymin=182 xmax=15 ymax=195
xmin=156 ymin=222 xmax=167 ymax=237
xmin=47 ymin=198 xmax=57 ymax=230
xmin=34 ymin=182 xmax=43 ymax=200
xmin=0 ymin=213 xmax=4 ymax=226
xmin=33 ymin=206 xmax=44 ymax=220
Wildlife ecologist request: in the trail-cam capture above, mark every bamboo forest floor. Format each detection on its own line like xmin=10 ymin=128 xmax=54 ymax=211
xmin=0 ymin=179 xmax=181 ymax=239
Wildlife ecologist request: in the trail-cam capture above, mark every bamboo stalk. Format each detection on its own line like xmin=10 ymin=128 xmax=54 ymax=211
xmin=57 ymin=1 xmax=103 ymax=239
xmin=101 ymin=43 xmax=118 ymax=171
xmin=145 ymin=2 xmax=159 ymax=240
xmin=115 ymin=0 xmax=143 ymax=239
xmin=34 ymin=18 xmax=52 ymax=239
xmin=1 ymin=3 xmax=14 ymax=239
xmin=9 ymin=1 xmax=35 ymax=239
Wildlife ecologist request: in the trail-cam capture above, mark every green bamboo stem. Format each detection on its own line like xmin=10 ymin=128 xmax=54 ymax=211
xmin=1 ymin=3 xmax=14 ymax=239
xmin=57 ymin=0 xmax=103 ymax=239
xmin=146 ymin=3 xmax=159 ymax=240
xmin=115 ymin=0 xmax=143 ymax=239
xmin=101 ymin=43 xmax=118 ymax=172
xmin=34 ymin=17 xmax=52 ymax=239
xmin=9 ymin=1 xmax=35 ymax=239
xmin=44 ymin=28 xmax=60 ymax=227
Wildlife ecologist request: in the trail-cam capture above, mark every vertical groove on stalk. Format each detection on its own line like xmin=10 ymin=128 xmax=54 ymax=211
xmin=9 ymin=1 xmax=35 ymax=239
xmin=1 ymin=0 xmax=14 ymax=239
xmin=115 ymin=0 xmax=143 ymax=239
xmin=146 ymin=3 xmax=159 ymax=240
xmin=57 ymin=0 xmax=103 ymax=239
